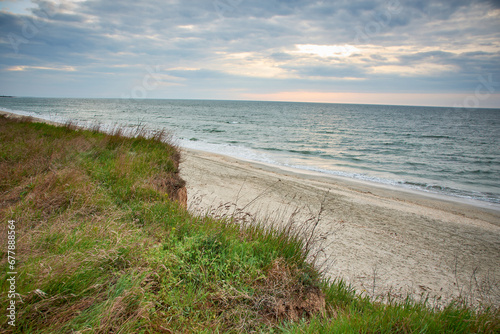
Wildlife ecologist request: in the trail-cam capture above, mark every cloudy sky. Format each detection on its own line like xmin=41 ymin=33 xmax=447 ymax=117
xmin=1 ymin=0 xmax=499 ymax=107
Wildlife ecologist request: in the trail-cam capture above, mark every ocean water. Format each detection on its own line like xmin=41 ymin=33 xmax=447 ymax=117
xmin=1 ymin=97 xmax=499 ymax=205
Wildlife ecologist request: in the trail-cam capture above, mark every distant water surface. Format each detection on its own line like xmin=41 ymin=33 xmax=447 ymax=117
xmin=1 ymin=97 xmax=499 ymax=205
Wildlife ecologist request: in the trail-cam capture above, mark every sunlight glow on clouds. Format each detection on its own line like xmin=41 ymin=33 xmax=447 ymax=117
xmin=294 ymin=45 xmax=360 ymax=58
xmin=369 ymin=64 xmax=459 ymax=76
xmin=6 ymin=65 xmax=76 ymax=72
xmin=215 ymin=52 xmax=291 ymax=79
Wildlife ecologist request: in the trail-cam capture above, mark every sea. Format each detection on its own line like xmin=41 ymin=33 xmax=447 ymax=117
xmin=1 ymin=97 xmax=499 ymax=206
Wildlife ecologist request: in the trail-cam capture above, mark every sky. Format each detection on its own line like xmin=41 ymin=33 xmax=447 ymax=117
xmin=0 ymin=0 xmax=499 ymax=107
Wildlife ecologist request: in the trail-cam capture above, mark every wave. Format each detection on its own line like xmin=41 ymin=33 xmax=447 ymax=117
xmin=259 ymin=147 xmax=285 ymax=152
xmin=456 ymin=169 xmax=496 ymax=175
xmin=420 ymin=135 xmax=453 ymax=139
xmin=203 ymin=128 xmax=225 ymax=133
xmin=402 ymin=181 xmax=499 ymax=204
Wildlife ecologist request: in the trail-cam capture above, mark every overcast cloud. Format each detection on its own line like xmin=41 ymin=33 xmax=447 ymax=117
xmin=0 ymin=0 xmax=499 ymax=106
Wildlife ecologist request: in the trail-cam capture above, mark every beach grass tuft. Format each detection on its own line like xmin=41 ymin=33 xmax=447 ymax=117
xmin=0 ymin=114 xmax=498 ymax=333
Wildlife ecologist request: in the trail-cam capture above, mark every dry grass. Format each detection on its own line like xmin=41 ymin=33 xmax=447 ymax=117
xmin=213 ymin=257 xmax=325 ymax=324
xmin=0 ymin=115 xmax=182 ymax=333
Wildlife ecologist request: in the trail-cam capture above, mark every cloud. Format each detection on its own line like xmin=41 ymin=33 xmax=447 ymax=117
xmin=5 ymin=64 xmax=75 ymax=71
xmin=293 ymin=45 xmax=360 ymax=58
xmin=0 ymin=0 xmax=498 ymax=106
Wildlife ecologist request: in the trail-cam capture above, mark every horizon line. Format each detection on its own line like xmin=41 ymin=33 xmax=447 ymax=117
xmin=3 ymin=95 xmax=500 ymax=110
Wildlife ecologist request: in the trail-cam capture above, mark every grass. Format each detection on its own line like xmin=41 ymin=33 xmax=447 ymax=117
xmin=0 ymin=115 xmax=498 ymax=333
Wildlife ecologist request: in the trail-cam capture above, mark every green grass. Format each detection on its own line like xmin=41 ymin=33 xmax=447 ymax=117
xmin=0 ymin=115 xmax=498 ymax=333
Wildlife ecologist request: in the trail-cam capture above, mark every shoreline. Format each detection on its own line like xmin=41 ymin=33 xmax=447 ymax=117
xmin=183 ymin=147 xmax=500 ymax=223
xmin=0 ymin=109 xmax=64 ymax=127
xmin=3 ymin=109 xmax=500 ymax=306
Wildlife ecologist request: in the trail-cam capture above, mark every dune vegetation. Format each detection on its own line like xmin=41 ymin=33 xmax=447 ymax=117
xmin=0 ymin=115 xmax=498 ymax=333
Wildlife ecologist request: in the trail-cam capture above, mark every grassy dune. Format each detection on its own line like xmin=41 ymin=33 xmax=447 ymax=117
xmin=0 ymin=115 xmax=498 ymax=333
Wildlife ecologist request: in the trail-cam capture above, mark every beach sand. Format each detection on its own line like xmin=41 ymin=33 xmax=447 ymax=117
xmin=180 ymin=148 xmax=500 ymax=307
xmin=3 ymin=109 xmax=499 ymax=307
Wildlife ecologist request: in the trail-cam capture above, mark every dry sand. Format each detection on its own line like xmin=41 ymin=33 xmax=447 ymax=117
xmin=180 ymin=148 xmax=500 ymax=307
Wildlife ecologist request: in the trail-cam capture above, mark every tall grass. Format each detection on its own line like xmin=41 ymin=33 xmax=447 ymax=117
xmin=0 ymin=115 xmax=498 ymax=333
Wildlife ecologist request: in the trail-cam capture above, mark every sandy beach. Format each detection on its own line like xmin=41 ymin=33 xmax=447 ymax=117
xmin=180 ymin=147 xmax=500 ymax=307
